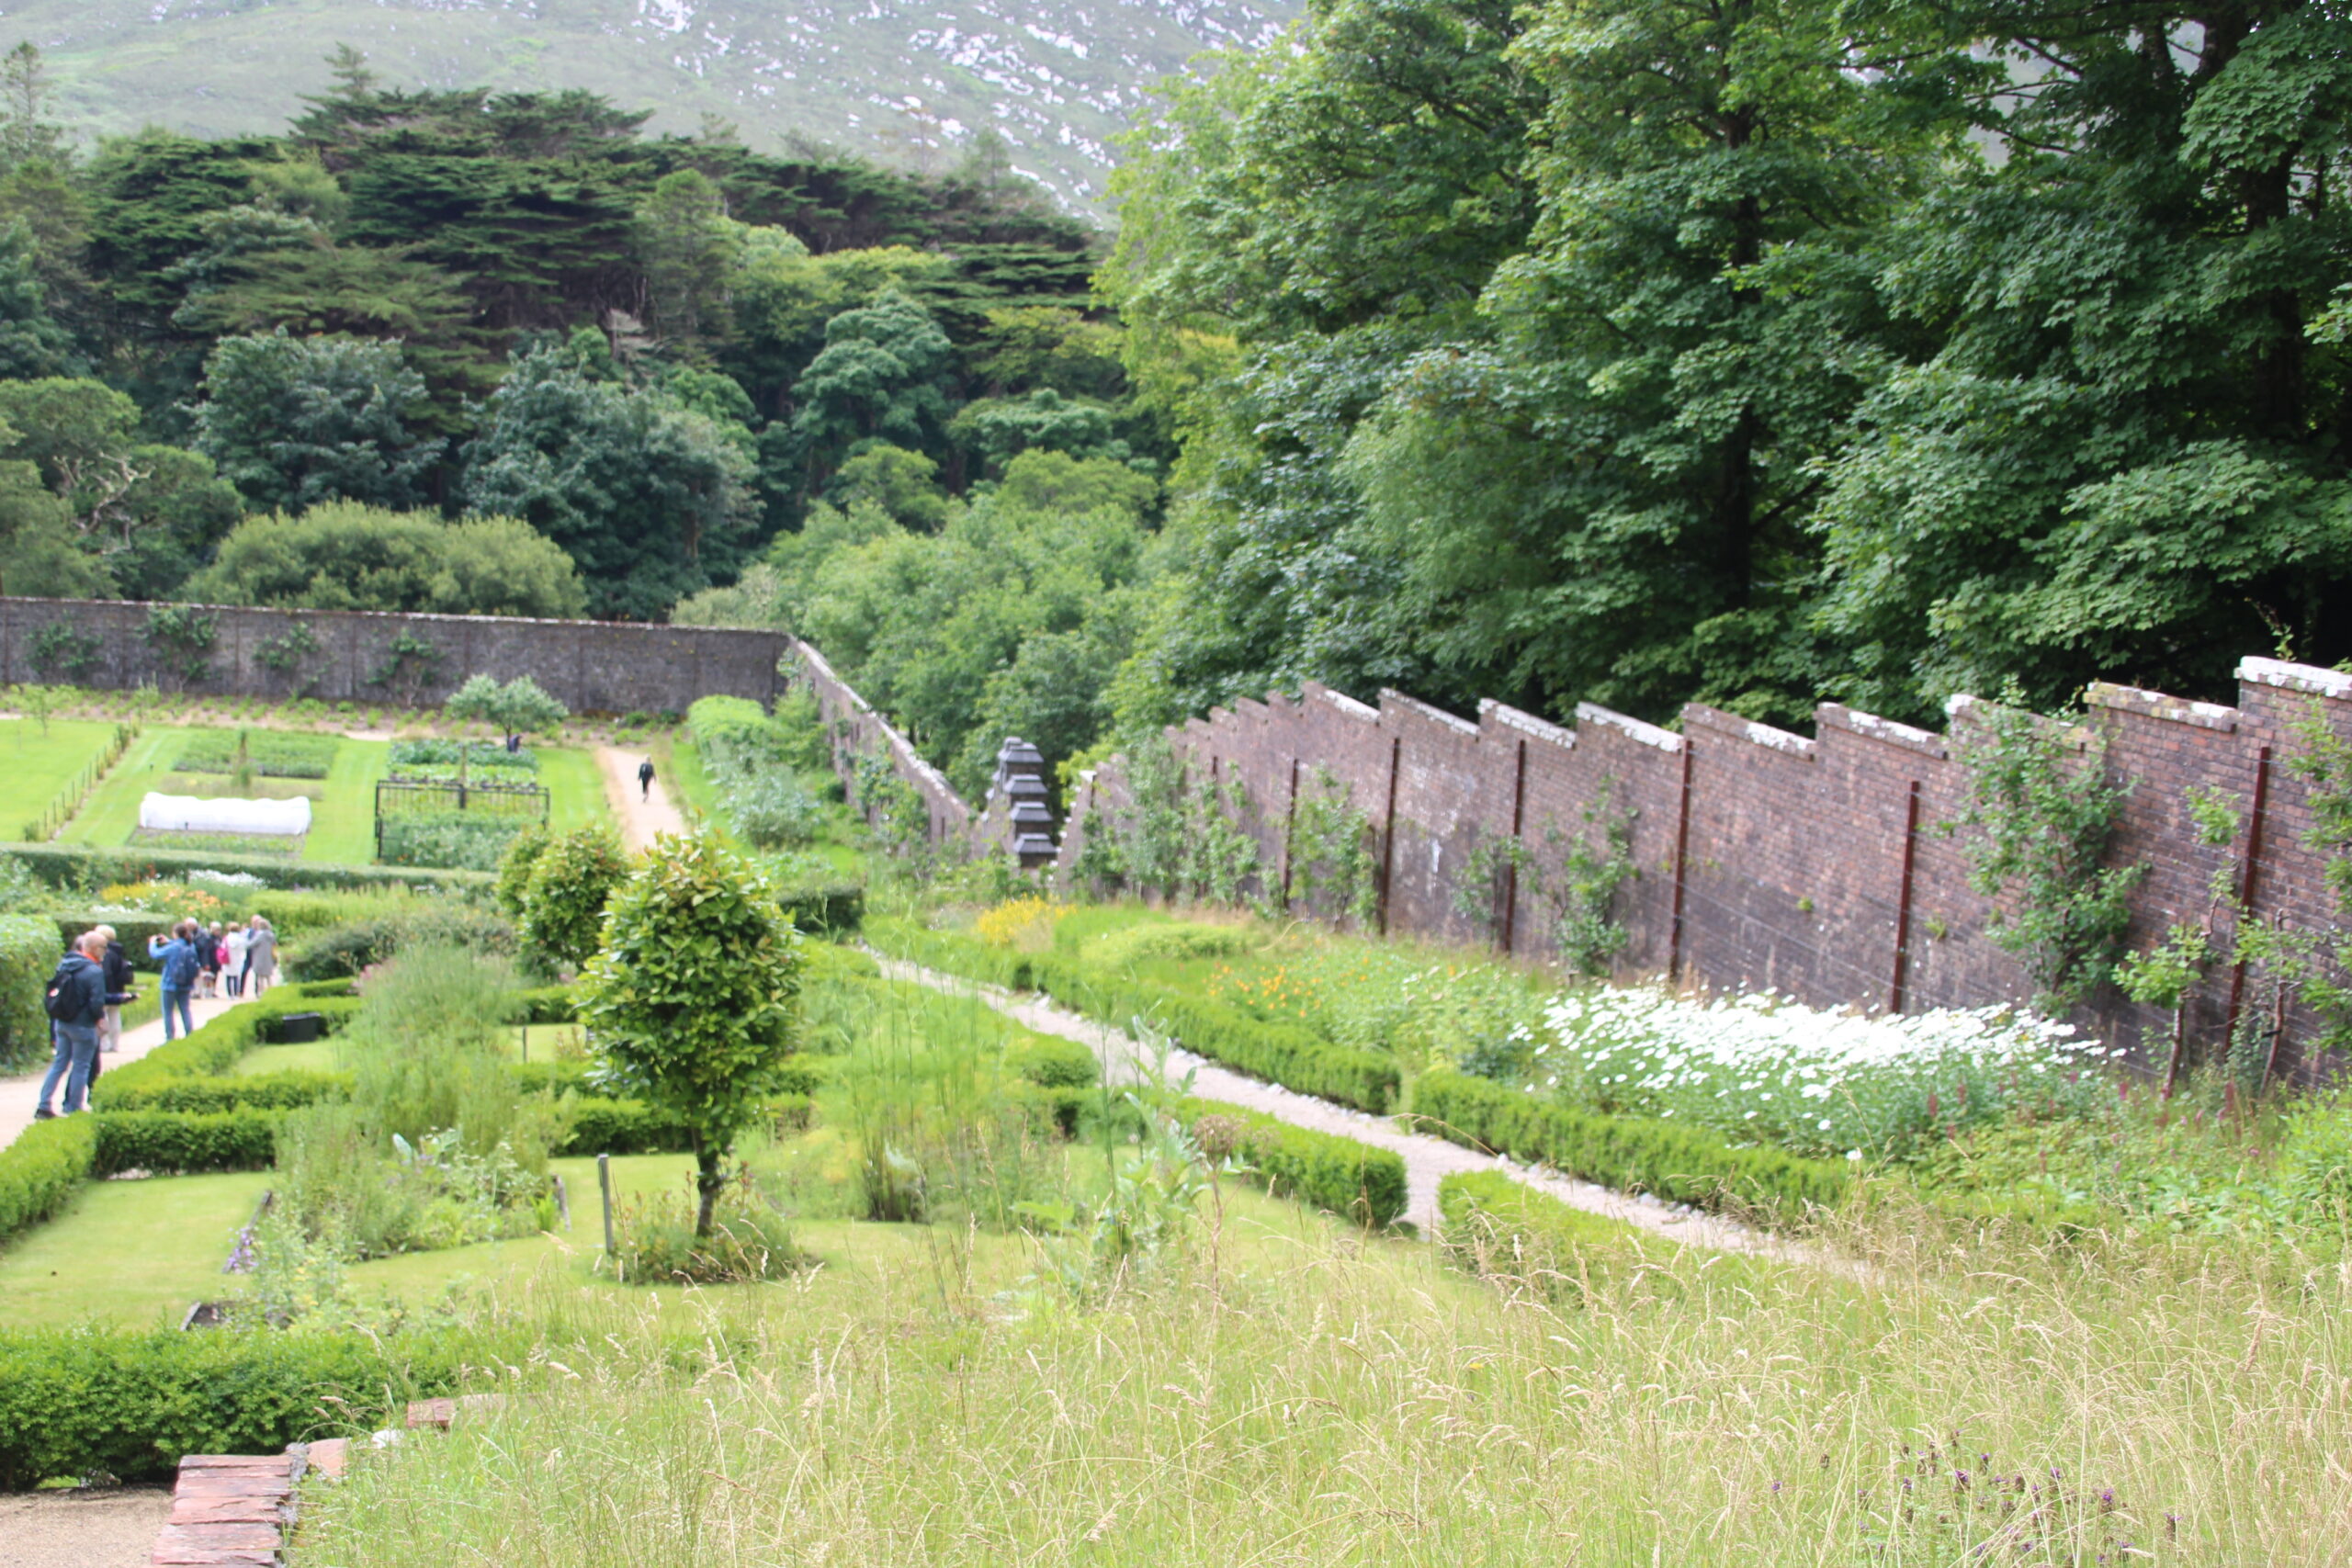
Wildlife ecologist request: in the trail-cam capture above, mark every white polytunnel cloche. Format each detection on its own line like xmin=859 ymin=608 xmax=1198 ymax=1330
xmin=138 ymin=793 xmax=313 ymax=837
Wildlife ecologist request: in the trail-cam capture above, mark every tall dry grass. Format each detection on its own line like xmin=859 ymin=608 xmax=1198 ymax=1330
xmin=295 ymin=1194 xmax=2352 ymax=1567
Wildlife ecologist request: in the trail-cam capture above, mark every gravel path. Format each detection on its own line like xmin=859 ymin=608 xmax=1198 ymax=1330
xmin=879 ymin=958 xmax=1799 ymax=1258
xmin=0 ymin=990 xmax=254 ymax=1154
xmin=0 ymin=1487 xmax=175 ymax=1568
xmin=597 ymin=745 xmax=685 ymax=852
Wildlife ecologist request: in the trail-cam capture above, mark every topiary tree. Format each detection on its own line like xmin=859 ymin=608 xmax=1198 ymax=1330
xmin=577 ymin=832 xmax=803 ymax=1236
xmin=443 ymin=672 xmax=502 ymax=735
xmin=492 ymin=824 xmax=553 ymax=920
xmin=518 ymin=826 xmax=630 ymax=974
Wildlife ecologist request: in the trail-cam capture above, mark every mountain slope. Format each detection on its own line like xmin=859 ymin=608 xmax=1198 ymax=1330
xmin=12 ymin=0 xmax=1296 ymax=215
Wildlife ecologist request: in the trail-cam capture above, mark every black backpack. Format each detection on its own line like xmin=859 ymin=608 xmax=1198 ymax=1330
xmin=44 ymin=959 xmax=80 ymax=1022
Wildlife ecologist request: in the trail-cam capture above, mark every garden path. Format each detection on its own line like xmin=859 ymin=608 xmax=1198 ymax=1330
xmin=597 ymin=745 xmax=684 ymax=852
xmin=0 ymin=1484 xmax=174 ymax=1568
xmin=0 ymin=989 xmax=253 ymax=1153
xmin=879 ymin=958 xmax=1808 ymax=1261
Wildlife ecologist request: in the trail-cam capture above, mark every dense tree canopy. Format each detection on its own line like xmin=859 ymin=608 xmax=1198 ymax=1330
xmin=186 ymin=501 xmax=587 ymax=617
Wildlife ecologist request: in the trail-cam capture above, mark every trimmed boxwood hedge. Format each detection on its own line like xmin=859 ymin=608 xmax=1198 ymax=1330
xmin=0 ymin=1114 xmax=96 ymax=1244
xmin=0 ymin=1325 xmax=495 ymax=1487
xmin=91 ymin=1109 xmax=280 ymax=1176
xmin=865 ymin=919 xmax=1400 ymax=1114
xmin=0 ymin=841 xmax=493 ymax=894
xmin=1410 ymin=1068 xmax=1852 ymax=1216
xmin=1182 ymin=1098 xmax=1408 ymax=1229
xmin=1436 ymin=1169 xmax=1652 ymax=1300
xmin=0 ymin=912 xmax=57 ymax=1073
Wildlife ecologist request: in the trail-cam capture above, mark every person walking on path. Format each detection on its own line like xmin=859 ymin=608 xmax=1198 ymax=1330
xmin=33 ymin=932 xmax=107 ymax=1120
xmin=147 ymin=921 xmax=202 ymax=1039
xmin=638 ymin=758 xmax=655 ymax=802
xmin=97 ymin=925 xmax=135 ymax=1054
xmin=224 ymin=923 xmax=249 ymax=998
xmin=243 ymin=917 xmax=277 ymax=997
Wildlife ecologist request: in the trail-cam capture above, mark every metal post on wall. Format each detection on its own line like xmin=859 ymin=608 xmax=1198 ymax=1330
xmin=1500 ymin=738 xmax=1528 ymax=955
xmin=2222 ymin=745 xmax=2274 ymax=1043
xmin=1888 ymin=779 xmax=1923 ymax=1014
xmin=1375 ymin=735 xmax=1401 ymax=935
xmin=1279 ymin=757 xmax=1302 ymax=909
xmin=1667 ymin=739 xmax=1695 ymax=982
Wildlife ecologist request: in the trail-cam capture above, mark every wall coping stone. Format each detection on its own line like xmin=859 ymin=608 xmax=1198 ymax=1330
xmin=2238 ymin=656 xmax=2352 ymax=700
xmin=1817 ymin=703 xmax=1951 ymax=759
xmin=1481 ymin=698 xmax=1576 ymax=750
xmin=1309 ymin=683 xmax=1381 ymax=723
xmin=2086 ymin=682 xmax=2241 ymax=731
xmin=1574 ymin=701 xmax=1685 ymax=753
xmin=1382 ymin=688 xmax=1480 ymax=736
xmin=1687 ymin=704 xmax=1816 ymax=760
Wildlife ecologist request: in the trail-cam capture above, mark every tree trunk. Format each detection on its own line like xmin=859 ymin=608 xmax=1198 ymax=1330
xmin=695 ymin=1142 xmax=723 ymax=1238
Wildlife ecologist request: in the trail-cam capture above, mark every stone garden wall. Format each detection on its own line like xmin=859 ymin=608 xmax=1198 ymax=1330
xmin=0 ymin=596 xmax=786 ymax=715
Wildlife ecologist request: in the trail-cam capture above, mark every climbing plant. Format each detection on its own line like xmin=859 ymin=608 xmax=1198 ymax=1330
xmin=366 ymin=631 xmax=443 ymax=706
xmin=139 ymin=604 xmax=217 ymax=690
xmin=254 ymin=620 xmax=323 ymax=696
xmin=1183 ymin=774 xmax=1261 ymax=908
xmin=27 ymin=624 xmax=99 ymax=681
xmin=1284 ymin=768 xmax=1375 ymax=929
xmin=1949 ymin=687 xmax=2143 ymax=1014
xmin=1540 ymin=781 xmax=1638 ymax=977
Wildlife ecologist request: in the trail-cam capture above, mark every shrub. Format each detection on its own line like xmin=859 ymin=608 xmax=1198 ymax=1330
xmin=1008 ymin=1034 xmax=1100 ymax=1089
xmin=685 ymin=694 xmax=778 ymax=759
xmin=285 ymin=908 xmax=514 ymax=982
xmin=725 ymin=770 xmax=824 ymax=849
xmin=1182 ymin=1099 xmax=1408 ymax=1227
xmin=772 ymin=878 xmax=865 ymax=935
xmin=493 ymin=825 xmax=554 ymax=919
xmin=391 ymin=739 xmax=542 ymax=772
xmin=0 ymin=912 xmax=57 ymax=1072
xmin=0 ymin=1115 xmax=96 ymax=1244
xmin=0 ymin=1326 xmax=492 ymax=1487
xmin=1436 ymin=1169 xmax=1650 ymax=1300
xmin=90 ymin=1110 xmax=280 ymax=1176
xmin=1409 ymin=1068 xmax=1852 ymax=1217
xmin=518 ymin=827 xmax=629 ymax=972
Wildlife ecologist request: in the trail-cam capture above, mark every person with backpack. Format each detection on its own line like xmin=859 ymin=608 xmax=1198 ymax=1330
xmin=96 ymin=924 xmax=136 ymax=1053
xmin=34 ymin=931 xmax=107 ymax=1120
xmin=147 ymin=920 xmax=202 ymax=1039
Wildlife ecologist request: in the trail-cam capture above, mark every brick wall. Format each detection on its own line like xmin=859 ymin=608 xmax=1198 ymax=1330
xmin=0 ymin=596 xmax=785 ymax=714
xmin=1060 ymin=658 xmax=2352 ymax=1067
xmin=787 ymin=637 xmax=975 ymax=851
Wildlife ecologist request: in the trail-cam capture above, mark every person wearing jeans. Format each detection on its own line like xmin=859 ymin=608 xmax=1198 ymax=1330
xmin=35 ymin=931 xmax=107 ymax=1119
xmin=147 ymin=920 xmax=202 ymax=1040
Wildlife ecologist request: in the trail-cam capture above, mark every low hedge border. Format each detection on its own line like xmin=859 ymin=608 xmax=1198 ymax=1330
xmin=0 ymin=841 xmax=494 ymax=895
xmin=1436 ymin=1169 xmax=1653 ymax=1301
xmin=1182 ymin=1098 xmax=1408 ymax=1229
xmin=0 ymin=1115 xmax=96 ymax=1243
xmin=866 ymin=920 xmax=1399 ymax=1114
xmin=1409 ymin=1068 xmax=1851 ymax=1217
xmin=0 ymin=1325 xmax=500 ymax=1487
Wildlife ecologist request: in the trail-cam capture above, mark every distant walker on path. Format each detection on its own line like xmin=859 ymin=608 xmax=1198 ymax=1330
xmin=638 ymin=758 xmax=655 ymax=802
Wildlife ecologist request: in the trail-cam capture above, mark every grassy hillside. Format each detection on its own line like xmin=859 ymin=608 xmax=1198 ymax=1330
xmin=10 ymin=0 xmax=1296 ymax=214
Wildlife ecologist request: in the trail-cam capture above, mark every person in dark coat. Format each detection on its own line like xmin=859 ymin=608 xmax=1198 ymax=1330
xmin=34 ymin=931 xmax=107 ymax=1119
xmin=97 ymin=924 xmax=136 ymax=1053
xmin=638 ymin=758 xmax=655 ymax=801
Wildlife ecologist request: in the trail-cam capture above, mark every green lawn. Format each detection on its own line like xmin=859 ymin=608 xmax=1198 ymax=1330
xmin=0 ymin=1169 xmax=269 ymax=1329
xmin=0 ymin=718 xmax=128 ymax=840
xmin=300 ymin=736 xmax=390 ymax=864
xmin=537 ymin=747 xmax=613 ymax=837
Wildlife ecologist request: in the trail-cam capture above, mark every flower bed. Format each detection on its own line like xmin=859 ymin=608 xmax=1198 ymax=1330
xmin=1528 ymin=988 xmax=2121 ymax=1161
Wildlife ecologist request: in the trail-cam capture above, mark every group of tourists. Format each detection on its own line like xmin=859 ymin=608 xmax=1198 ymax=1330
xmin=29 ymin=914 xmax=277 ymax=1121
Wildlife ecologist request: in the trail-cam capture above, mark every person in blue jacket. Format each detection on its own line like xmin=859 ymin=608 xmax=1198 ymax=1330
xmin=34 ymin=931 xmax=107 ymax=1119
xmin=147 ymin=920 xmax=203 ymax=1040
